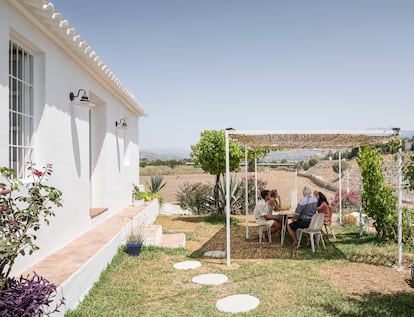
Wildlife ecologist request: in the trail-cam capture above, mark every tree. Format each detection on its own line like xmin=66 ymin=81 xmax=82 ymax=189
xmin=190 ymin=130 xmax=244 ymax=214
xmin=357 ymin=146 xmax=397 ymax=239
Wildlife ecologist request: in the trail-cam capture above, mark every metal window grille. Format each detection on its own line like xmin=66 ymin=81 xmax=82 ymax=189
xmin=9 ymin=41 xmax=34 ymax=179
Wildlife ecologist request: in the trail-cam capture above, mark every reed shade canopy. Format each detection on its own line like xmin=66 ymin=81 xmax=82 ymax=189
xmin=227 ymin=129 xmax=400 ymax=150
xmin=224 ymin=128 xmax=404 ymax=269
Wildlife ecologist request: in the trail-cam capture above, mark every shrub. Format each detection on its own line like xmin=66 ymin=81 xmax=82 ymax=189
xmin=0 ymin=273 xmax=64 ymax=317
xmin=0 ymin=163 xmax=63 ymax=287
xmin=402 ymin=207 xmax=414 ymax=248
xmin=331 ymin=149 xmax=359 ymax=160
xmin=132 ymin=183 xmax=143 ymax=200
xmin=332 ymin=160 xmax=349 ymax=174
xmin=330 ymin=190 xmax=360 ymax=213
xmin=403 ymin=153 xmax=414 ymax=191
xmin=136 ymin=191 xmax=164 ymax=206
xmin=135 ymin=191 xmax=153 ymax=202
xmin=308 ymin=158 xmax=318 ymax=168
xmin=176 ymin=183 xmax=214 ymax=214
xmin=176 ymin=176 xmax=267 ymax=215
xmin=357 ymin=146 xmax=398 ymax=240
xmin=0 ymin=163 xmax=65 ymax=314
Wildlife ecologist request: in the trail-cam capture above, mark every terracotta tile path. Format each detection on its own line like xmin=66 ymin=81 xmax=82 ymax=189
xmin=22 ymin=204 xmax=147 ymax=286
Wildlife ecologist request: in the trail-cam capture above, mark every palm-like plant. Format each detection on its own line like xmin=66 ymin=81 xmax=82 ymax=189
xmin=217 ymin=176 xmax=241 ymax=214
xmin=147 ymin=174 xmax=166 ymax=194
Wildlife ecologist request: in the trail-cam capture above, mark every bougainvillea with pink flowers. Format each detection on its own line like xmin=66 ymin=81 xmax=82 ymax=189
xmin=330 ymin=189 xmax=360 ymax=213
xmin=176 ymin=182 xmax=214 ymax=214
xmin=0 ymin=162 xmax=64 ymax=315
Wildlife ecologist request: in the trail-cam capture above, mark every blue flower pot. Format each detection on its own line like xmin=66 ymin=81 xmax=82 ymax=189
xmin=126 ymin=243 xmax=143 ymax=256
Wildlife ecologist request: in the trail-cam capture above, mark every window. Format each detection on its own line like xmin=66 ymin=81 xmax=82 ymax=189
xmin=9 ymin=41 xmax=34 ymax=179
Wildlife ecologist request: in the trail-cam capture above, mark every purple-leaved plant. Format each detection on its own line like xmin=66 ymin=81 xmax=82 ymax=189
xmin=0 ymin=272 xmax=64 ymax=317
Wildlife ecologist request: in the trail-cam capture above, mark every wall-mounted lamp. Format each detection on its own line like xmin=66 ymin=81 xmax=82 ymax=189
xmin=69 ymin=89 xmax=95 ymax=107
xmin=115 ymin=118 xmax=128 ymax=129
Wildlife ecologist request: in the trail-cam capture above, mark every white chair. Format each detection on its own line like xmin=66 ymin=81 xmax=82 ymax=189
xmin=258 ymin=224 xmax=272 ymax=243
xmin=297 ymin=213 xmax=326 ymax=252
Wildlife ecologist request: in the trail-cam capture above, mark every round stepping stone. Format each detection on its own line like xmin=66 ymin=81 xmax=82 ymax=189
xmin=203 ymin=250 xmax=226 ymax=258
xmin=173 ymin=260 xmax=201 ymax=270
xmin=216 ymin=294 xmax=260 ymax=314
xmin=192 ymin=273 xmax=228 ymax=285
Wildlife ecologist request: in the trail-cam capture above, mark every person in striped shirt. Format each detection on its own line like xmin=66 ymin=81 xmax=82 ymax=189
xmin=287 ymin=186 xmax=318 ymax=247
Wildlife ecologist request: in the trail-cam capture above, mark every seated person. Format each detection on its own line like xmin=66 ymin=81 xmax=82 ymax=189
xmin=314 ymin=191 xmax=331 ymax=224
xmin=287 ymin=186 xmax=318 ymax=247
xmin=268 ymin=189 xmax=282 ymax=213
xmin=253 ymin=189 xmax=281 ymax=240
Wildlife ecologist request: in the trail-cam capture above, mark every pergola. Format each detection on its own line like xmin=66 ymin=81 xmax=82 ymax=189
xmin=224 ymin=129 xmax=404 ymax=269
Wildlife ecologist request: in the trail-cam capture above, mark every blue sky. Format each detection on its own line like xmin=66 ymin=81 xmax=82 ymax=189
xmin=51 ymin=0 xmax=414 ymax=153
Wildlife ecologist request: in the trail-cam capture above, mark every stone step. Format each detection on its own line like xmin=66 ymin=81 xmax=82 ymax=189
xmin=142 ymin=225 xmax=186 ymax=248
xmin=142 ymin=224 xmax=162 ymax=246
xmin=159 ymin=233 xmax=186 ymax=248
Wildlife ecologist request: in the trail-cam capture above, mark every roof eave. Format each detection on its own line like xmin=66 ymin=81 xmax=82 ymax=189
xmin=11 ymin=0 xmax=147 ymax=117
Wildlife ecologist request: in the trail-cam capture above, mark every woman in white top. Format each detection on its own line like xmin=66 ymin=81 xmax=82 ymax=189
xmin=253 ymin=190 xmax=282 ymax=240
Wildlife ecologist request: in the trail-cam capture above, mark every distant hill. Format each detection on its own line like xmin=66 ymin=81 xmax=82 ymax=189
xmin=140 ymin=148 xmax=320 ymax=161
xmin=141 ymin=148 xmax=191 ymax=160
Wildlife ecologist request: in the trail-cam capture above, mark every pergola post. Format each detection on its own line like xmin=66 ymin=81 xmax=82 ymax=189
xmin=225 ymin=130 xmax=231 ymax=266
xmin=359 ymin=181 xmax=364 ymax=236
xmin=255 ymin=155 xmax=258 ymax=204
xmin=291 ymin=168 xmax=298 ymax=209
xmin=245 ymin=147 xmax=249 ymax=239
xmin=397 ymin=148 xmax=403 ymax=271
xmin=339 ymin=151 xmax=343 ymax=225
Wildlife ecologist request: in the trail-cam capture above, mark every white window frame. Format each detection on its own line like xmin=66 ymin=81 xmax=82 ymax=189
xmin=9 ymin=40 xmax=34 ymax=179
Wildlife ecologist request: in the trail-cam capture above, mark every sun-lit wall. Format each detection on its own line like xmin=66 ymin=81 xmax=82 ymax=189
xmin=1 ymin=1 xmax=144 ymax=276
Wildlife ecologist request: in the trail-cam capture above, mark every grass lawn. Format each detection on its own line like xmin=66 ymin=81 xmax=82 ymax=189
xmin=65 ymin=215 xmax=414 ymax=317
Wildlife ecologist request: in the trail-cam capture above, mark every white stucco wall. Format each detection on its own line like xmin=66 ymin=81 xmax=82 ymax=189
xmin=0 ymin=2 xmax=10 ymax=168
xmin=0 ymin=1 xmax=143 ymax=276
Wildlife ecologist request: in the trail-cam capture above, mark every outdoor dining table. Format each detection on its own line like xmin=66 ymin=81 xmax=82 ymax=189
xmin=274 ymin=209 xmax=296 ymax=246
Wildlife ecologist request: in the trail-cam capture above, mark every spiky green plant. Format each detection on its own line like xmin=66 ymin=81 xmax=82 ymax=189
xmin=146 ymin=174 xmax=166 ymax=194
xmin=217 ymin=176 xmax=241 ymax=214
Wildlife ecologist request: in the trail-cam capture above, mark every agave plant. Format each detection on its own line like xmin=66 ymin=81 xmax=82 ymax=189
xmin=146 ymin=174 xmax=166 ymax=194
xmin=217 ymin=176 xmax=242 ymax=215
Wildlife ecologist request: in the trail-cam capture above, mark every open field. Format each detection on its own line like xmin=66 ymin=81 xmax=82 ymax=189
xmin=141 ymin=170 xmax=336 ymax=205
xmin=140 ymin=155 xmax=414 ymax=208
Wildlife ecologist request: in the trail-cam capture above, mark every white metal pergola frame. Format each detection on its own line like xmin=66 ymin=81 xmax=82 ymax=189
xmin=224 ymin=129 xmax=403 ymax=269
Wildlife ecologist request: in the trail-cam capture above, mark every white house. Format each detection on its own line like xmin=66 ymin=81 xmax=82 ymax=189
xmin=0 ymin=0 xmax=147 ymax=278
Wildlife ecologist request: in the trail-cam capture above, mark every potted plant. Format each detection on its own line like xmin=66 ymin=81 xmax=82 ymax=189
xmin=132 ymin=182 xmax=164 ymax=206
xmin=132 ymin=183 xmax=145 ymax=206
xmin=125 ymin=220 xmax=145 ymax=256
